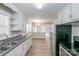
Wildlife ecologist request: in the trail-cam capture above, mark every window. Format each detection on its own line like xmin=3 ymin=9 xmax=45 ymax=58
xmin=0 ymin=13 xmax=9 ymax=36
xmin=0 ymin=13 xmax=9 ymax=26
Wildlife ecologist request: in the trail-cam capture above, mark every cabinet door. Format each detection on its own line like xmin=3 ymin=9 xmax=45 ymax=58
xmin=3 ymin=3 xmax=18 ymax=12
xmin=6 ymin=44 xmax=24 ymax=56
xmin=17 ymin=10 xmax=23 ymax=30
xmin=5 ymin=48 xmax=16 ymax=56
xmin=14 ymin=44 xmax=24 ymax=56
xmin=62 ymin=4 xmax=71 ymax=23
xmin=27 ymin=38 xmax=32 ymax=49
xmin=22 ymin=38 xmax=32 ymax=55
xmin=22 ymin=40 xmax=28 ymax=55
xmin=71 ymin=3 xmax=79 ymax=21
xmin=58 ymin=4 xmax=71 ymax=24
xmin=58 ymin=10 xmax=63 ymax=24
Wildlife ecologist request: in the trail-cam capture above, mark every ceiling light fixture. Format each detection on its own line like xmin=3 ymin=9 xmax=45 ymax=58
xmin=35 ymin=3 xmax=44 ymax=9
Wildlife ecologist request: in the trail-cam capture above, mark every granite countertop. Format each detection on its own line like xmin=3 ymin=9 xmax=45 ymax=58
xmin=0 ymin=34 xmax=32 ymax=56
xmin=60 ymin=43 xmax=79 ymax=56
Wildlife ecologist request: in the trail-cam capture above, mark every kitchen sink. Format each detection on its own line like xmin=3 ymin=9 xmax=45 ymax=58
xmin=0 ymin=35 xmax=23 ymax=55
xmin=11 ymin=42 xmax=17 ymax=46
xmin=0 ymin=46 xmax=9 ymax=53
xmin=0 ymin=42 xmax=17 ymax=53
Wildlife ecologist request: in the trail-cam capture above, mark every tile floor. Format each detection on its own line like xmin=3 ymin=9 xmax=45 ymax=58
xmin=26 ymin=38 xmax=52 ymax=56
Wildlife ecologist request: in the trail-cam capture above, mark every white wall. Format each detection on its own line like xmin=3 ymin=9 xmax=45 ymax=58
xmin=25 ymin=15 xmax=57 ymax=38
xmin=32 ymin=32 xmax=45 ymax=38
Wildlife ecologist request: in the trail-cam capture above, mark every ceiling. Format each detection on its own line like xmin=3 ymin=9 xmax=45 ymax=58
xmin=14 ymin=3 xmax=67 ymax=19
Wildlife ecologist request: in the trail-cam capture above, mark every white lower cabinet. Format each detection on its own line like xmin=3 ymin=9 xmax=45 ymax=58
xmin=5 ymin=48 xmax=16 ymax=56
xmin=22 ymin=37 xmax=32 ymax=55
xmin=15 ymin=44 xmax=25 ymax=56
xmin=5 ymin=38 xmax=32 ymax=56
xmin=6 ymin=43 xmax=24 ymax=56
xmin=27 ymin=38 xmax=32 ymax=50
xmin=22 ymin=40 xmax=28 ymax=55
xmin=59 ymin=45 xmax=72 ymax=56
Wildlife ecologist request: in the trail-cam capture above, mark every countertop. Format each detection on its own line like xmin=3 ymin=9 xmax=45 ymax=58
xmin=0 ymin=34 xmax=32 ymax=56
xmin=60 ymin=43 xmax=79 ymax=56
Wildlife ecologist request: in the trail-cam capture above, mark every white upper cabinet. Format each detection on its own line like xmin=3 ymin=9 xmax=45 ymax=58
xmin=3 ymin=3 xmax=23 ymax=31
xmin=62 ymin=4 xmax=71 ymax=23
xmin=58 ymin=3 xmax=79 ymax=24
xmin=58 ymin=9 xmax=63 ymax=24
xmin=17 ymin=10 xmax=23 ymax=30
xmin=3 ymin=3 xmax=18 ymax=12
xmin=10 ymin=8 xmax=23 ymax=31
xmin=58 ymin=4 xmax=71 ymax=24
xmin=71 ymin=3 xmax=79 ymax=21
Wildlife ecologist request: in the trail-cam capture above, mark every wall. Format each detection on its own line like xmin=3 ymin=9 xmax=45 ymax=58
xmin=32 ymin=25 xmax=51 ymax=38
xmin=32 ymin=24 xmax=51 ymax=32
xmin=72 ymin=25 xmax=79 ymax=43
xmin=32 ymin=32 xmax=45 ymax=38
xmin=32 ymin=18 xmax=57 ymax=38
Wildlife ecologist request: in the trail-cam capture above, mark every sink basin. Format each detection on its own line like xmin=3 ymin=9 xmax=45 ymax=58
xmin=0 ymin=46 xmax=9 ymax=53
xmin=0 ymin=42 xmax=17 ymax=53
xmin=11 ymin=42 xmax=17 ymax=46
